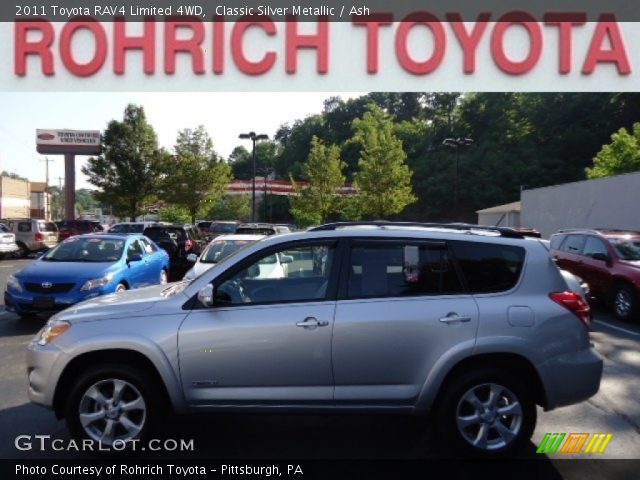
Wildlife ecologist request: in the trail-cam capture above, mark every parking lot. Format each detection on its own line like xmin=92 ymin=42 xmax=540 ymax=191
xmin=0 ymin=258 xmax=639 ymax=464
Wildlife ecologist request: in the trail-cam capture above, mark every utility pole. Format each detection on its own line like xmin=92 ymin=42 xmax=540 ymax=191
xmin=238 ymin=131 xmax=269 ymax=222
xmin=40 ymin=157 xmax=54 ymax=220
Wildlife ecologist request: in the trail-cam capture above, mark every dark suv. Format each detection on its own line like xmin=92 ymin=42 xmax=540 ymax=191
xmin=143 ymin=224 xmax=204 ymax=279
xmin=550 ymin=229 xmax=640 ymax=321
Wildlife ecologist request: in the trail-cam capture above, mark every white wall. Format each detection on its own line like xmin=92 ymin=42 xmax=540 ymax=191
xmin=521 ymin=172 xmax=640 ymax=238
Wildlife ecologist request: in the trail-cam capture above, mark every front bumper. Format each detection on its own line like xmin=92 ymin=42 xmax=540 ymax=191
xmin=4 ymin=289 xmax=99 ymax=315
xmin=26 ymin=340 xmax=68 ymax=409
xmin=537 ymin=347 xmax=603 ymax=410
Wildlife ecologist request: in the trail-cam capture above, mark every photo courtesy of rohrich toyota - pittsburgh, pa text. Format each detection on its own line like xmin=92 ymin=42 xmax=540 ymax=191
xmin=0 ymin=1 xmax=639 ymax=479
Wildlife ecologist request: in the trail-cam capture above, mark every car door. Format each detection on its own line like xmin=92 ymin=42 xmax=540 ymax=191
xmin=555 ymin=234 xmax=586 ymax=276
xmin=124 ymin=239 xmax=148 ymax=288
xmin=138 ymin=237 xmax=163 ymax=286
xmin=332 ymin=239 xmax=479 ymax=405
xmin=178 ymin=240 xmax=340 ymax=405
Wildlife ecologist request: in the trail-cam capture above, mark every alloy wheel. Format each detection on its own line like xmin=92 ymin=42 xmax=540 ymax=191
xmin=455 ymin=383 xmax=523 ymax=451
xmin=78 ymin=378 xmax=147 ymax=446
xmin=614 ymin=289 xmax=633 ymax=319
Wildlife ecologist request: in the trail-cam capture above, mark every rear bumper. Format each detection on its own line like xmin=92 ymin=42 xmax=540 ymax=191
xmin=0 ymin=243 xmax=19 ymax=253
xmin=537 ymin=347 xmax=603 ymax=410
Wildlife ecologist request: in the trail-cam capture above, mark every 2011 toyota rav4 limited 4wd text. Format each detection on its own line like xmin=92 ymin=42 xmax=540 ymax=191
xmin=26 ymin=222 xmax=603 ymax=456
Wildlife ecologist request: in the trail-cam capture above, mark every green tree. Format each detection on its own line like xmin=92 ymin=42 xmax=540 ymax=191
xmin=159 ymin=126 xmax=232 ymax=224
xmin=204 ymin=195 xmax=251 ymax=221
xmin=159 ymin=205 xmax=191 ymax=224
xmin=82 ymin=104 xmax=161 ymax=221
xmin=351 ymin=105 xmax=417 ymax=218
xmin=290 ymin=136 xmax=346 ymax=226
xmin=1 ymin=170 xmax=28 ymax=181
xmin=586 ymin=123 xmax=640 ymax=178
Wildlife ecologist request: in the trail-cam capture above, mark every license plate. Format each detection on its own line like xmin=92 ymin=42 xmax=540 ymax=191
xmin=33 ymin=297 xmax=55 ymax=309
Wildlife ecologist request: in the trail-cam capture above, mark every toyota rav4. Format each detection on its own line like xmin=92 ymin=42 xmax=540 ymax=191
xmin=26 ymin=222 xmax=602 ymax=456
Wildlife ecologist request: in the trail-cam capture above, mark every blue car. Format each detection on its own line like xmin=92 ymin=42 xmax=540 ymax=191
xmin=4 ymin=234 xmax=169 ymax=318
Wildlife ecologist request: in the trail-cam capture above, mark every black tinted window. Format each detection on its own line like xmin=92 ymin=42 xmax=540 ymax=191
xmin=450 ymin=241 xmax=525 ymax=293
xmin=347 ymin=243 xmax=463 ymax=299
xmin=18 ymin=222 xmax=31 ymax=232
xmin=561 ymin=235 xmax=586 ymax=254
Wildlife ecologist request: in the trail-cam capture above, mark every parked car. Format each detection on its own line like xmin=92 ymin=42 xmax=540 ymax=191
xmin=184 ymin=233 xmax=266 ymax=280
xmin=207 ymin=221 xmax=240 ymax=240
xmin=143 ymin=224 xmax=205 ymax=278
xmin=235 ymin=222 xmax=278 ymax=236
xmin=196 ymin=221 xmax=212 ymax=236
xmin=56 ymin=220 xmax=104 ymax=241
xmin=26 ymin=221 xmax=602 ymax=456
xmin=0 ymin=223 xmax=19 ymax=259
xmin=107 ymin=222 xmax=159 ymax=234
xmin=5 ymin=234 xmax=169 ymax=319
xmin=550 ymin=228 xmax=640 ymax=321
xmin=2 ymin=218 xmax=58 ymax=257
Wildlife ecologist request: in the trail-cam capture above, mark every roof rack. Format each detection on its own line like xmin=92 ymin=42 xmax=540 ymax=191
xmin=308 ymin=221 xmax=525 ymax=239
xmin=556 ymin=228 xmax=603 ymax=235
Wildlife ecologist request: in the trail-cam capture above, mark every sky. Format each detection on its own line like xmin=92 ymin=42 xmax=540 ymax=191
xmin=0 ymin=92 xmax=362 ymax=189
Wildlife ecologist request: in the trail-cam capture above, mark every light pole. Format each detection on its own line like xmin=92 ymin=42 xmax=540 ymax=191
xmin=442 ymin=137 xmax=473 ymax=217
xmin=239 ymin=131 xmax=269 ymax=222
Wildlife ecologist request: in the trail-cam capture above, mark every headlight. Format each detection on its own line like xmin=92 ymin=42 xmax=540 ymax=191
xmin=37 ymin=320 xmax=71 ymax=346
xmin=7 ymin=274 xmax=22 ymax=292
xmin=80 ymin=273 xmax=114 ymax=291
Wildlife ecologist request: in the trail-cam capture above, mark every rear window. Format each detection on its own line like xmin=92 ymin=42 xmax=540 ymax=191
xmin=18 ymin=222 xmax=31 ymax=232
xmin=236 ymin=227 xmax=276 ymax=236
xmin=450 ymin=241 xmax=526 ymax=294
xmin=38 ymin=221 xmax=57 ymax=232
xmin=210 ymin=223 xmax=237 ymax=233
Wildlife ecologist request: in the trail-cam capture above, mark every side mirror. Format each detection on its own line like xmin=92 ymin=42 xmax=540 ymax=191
xmin=591 ymin=253 xmax=609 ymax=263
xmin=197 ymin=285 xmax=214 ymax=307
xmin=187 ymin=253 xmax=198 ymax=263
xmin=280 ymin=255 xmax=293 ymax=264
xmin=128 ymin=253 xmax=143 ymax=263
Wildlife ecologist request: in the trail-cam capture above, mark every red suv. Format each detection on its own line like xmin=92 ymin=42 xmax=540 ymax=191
xmin=550 ymin=229 xmax=640 ymax=321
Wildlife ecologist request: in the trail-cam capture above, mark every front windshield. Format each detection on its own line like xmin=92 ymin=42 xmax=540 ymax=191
xmin=201 ymin=239 xmax=256 ymax=264
xmin=210 ymin=223 xmax=236 ymax=233
xmin=611 ymin=238 xmax=640 ymax=261
xmin=42 ymin=237 xmax=125 ymax=262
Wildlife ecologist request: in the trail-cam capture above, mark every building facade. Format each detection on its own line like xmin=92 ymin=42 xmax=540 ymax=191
xmin=0 ymin=176 xmax=30 ymax=218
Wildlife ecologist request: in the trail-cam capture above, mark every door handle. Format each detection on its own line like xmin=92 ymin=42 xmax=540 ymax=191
xmin=296 ymin=317 xmax=329 ymax=328
xmin=439 ymin=312 xmax=472 ymax=324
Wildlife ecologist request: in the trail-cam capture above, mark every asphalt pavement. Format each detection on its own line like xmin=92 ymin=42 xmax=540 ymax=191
xmin=0 ymin=258 xmax=639 ymax=467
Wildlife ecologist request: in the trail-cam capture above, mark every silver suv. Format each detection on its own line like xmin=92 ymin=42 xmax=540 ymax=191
xmin=26 ymin=222 xmax=602 ymax=456
xmin=3 ymin=218 xmax=58 ymax=256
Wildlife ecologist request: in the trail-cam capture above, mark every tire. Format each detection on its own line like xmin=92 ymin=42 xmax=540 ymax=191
xmin=115 ymin=283 xmax=127 ymax=293
xmin=64 ymin=364 xmax=164 ymax=448
xmin=17 ymin=242 xmax=28 ymax=259
xmin=612 ymin=284 xmax=638 ymax=322
xmin=159 ymin=269 xmax=168 ymax=285
xmin=434 ymin=368 xmax=536 ymax=458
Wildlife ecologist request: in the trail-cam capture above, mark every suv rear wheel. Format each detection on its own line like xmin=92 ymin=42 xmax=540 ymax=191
xmin=612 ymin=284 xmax=638 ymax=321
xmin=64 ymin=364 xmax=163 ymax=447
xmin=435 ymin=368 xmax=536 ymax=457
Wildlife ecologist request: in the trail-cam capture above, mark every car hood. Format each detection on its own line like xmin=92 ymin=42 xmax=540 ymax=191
xmin=620 ymin=260 xmax=640 ymax=269
xmin=53 ymin=284 xmax=174 ymax=323
xmin=16 ymin=259 xmax=116 ymax=282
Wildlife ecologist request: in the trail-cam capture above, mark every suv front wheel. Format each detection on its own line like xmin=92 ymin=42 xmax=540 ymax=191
xmin=64 ymin=364 xmax=163 ymax=448
xmin=435 ymin=368 xmax=536 ymax=457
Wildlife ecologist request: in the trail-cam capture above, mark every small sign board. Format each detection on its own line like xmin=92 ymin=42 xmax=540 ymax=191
xmin=36 ymin=129 xmax=101 ymax=155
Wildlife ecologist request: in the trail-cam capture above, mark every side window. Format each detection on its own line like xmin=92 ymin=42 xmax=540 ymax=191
xmin=450 ymin=241 xmax=525 ymax=294
xmin=583 ymin=236 xmax=609 ymax=258
xmin=18 ymin=222 xmax=31 ymax=233
xmin=127 ymin=240 xmax=144 ymax=259
xmin=549 ymin=234 xmax=565 ymax=250
xmin=215 ymin=243 xmax=335 ymax=305
xmin=561 ymin=235 xmax=586 ymax=254
xmin=140 ymin=238 xmax=157 ymax=253
xmin=347 ymin=243 xmax=463 ymax=299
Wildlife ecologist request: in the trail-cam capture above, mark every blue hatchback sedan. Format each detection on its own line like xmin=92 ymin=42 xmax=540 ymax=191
xmin=4 ymin=234 xmax=170 ymax=318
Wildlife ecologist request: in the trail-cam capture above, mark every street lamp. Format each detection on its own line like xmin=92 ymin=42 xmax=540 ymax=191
xmin=442 ymin=137 xmax=474 ymax=217
xmin=239 ymin=131 xmax=269 ymax=222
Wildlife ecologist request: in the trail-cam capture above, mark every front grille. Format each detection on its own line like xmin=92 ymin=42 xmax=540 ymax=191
xmin=24 ymin=283 xmax=75 ymax=294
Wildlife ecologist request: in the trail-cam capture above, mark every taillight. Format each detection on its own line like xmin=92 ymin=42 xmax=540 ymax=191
xmin=550 ymin=291 xmax=592 ymax=329
xmin=185 ymin=239 xmax=194 ymax=251
xmin=35 ymin=232 xmax=44 ymax=241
